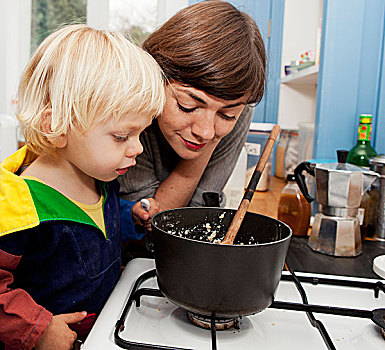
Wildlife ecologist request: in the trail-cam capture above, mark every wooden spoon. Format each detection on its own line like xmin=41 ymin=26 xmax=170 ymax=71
xmin=221 ymin=124 xmax=281 ymax=245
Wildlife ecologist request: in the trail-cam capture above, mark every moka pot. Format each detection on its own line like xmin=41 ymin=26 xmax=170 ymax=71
xmin=294 ymin=160 xmax=377 ymax=257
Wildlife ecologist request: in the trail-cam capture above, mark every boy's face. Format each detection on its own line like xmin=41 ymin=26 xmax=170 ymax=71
xmin=61 ymin=112 xmax=152 ymax=182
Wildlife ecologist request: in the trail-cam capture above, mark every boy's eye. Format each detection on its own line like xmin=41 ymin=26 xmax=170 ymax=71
xmin=113 ymin=135 xmax=129 ymax=142
xmin=177 ymin=102 xmax=197 ymax=113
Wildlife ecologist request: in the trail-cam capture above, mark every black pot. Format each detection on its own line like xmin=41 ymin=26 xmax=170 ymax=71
xmin=151 ymin=207 xmax=291 ymax=317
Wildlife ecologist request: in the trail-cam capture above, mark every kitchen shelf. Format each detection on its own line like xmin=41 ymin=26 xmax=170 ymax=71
xmin=281 ymin=64 xmax=319 ymax=85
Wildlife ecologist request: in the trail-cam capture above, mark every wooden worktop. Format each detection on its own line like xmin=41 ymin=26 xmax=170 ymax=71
xmin=248 ymin=175 xmax=286 ymax=218
xmin=248 ymin=176 xmax=385 ymax=279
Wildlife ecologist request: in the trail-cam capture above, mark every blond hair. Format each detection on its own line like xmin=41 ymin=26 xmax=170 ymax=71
xmin=17 ymin=24 xmax=165 ymax=154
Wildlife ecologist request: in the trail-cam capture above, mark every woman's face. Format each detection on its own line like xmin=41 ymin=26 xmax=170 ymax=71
xmin=158 ymin=82 xmax=249 ymax=160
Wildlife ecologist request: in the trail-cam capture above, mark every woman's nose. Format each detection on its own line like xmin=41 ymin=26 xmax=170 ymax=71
xmin=125 ymin=136 xmax=143 ymax=158
xmin=191 ymin=112 xmax=216 ymax=141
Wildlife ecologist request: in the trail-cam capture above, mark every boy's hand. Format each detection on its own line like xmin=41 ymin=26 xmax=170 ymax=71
xmin=131 ymin=198 xmax=160 ymax=230
xmin=35 ymin=311 xmax=87 ymax=350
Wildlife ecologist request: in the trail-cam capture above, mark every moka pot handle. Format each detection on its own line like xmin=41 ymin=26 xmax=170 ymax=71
xmin=294 ymin=161 xmax=316 ymax=203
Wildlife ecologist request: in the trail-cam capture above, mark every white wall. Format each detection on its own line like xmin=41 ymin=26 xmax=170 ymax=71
xmin=280 ymin=0 xmax=322 ymax=77
xmin=156 ymin=0 xmax=188 ymax=26
xmin=0 ymin=0 xmax=31 ymax=116
xmin=87 ymin=0 xmax=110 ymax=30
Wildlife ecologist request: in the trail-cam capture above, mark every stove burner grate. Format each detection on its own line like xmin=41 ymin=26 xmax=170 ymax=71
xmin=113 ymin=266 xmax=385 ymax=350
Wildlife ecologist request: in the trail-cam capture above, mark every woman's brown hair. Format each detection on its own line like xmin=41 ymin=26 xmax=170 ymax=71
xmin=143 ymin=0 xmax=266 ymax=104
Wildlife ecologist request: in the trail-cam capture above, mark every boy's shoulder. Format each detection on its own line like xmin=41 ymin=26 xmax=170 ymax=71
xmin=1 ymin=178 xmax=120 ymax=238
xmin=0 ymin=148 xmax=120 ymax=238
xmin=0 ymin=147 xmax=40 ymax=237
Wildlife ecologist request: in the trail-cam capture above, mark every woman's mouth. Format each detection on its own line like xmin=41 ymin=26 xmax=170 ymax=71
xmin=182 ymin=138 xmax=207 ymax=150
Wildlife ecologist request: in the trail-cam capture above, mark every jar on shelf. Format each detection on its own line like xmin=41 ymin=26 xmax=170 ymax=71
xmin=277 ymin=174 xmax=311 ymax=236
xmin=275 ymin=129 xmax=290 ymax=179
xmin=283 ymin=130 xmax=299 ymax=178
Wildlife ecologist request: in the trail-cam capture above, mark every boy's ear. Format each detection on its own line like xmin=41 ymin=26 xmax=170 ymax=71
xmin=41 ymin=109 xmax=68 ymax=149
xmin=50 ymin=134 xmax=68 ymax=149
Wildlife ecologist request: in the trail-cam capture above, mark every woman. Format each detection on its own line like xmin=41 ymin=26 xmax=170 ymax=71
xmin=119 ymin=0 xmax=266 ymax=216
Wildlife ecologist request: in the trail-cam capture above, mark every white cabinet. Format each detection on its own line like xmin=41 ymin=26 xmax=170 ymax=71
xmin=277 ymin=0 xmax=322 ymax=131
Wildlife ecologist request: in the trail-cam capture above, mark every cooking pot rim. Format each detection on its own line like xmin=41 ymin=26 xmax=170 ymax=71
xmin=151 ymin=207 xmax=292 ymax=247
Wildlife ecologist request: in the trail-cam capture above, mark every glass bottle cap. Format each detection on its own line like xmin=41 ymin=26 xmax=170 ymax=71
xmin=286 ymin=174 xmax=296 ymax=181
xmin=359 ymin=114 xmax=373 ymax=124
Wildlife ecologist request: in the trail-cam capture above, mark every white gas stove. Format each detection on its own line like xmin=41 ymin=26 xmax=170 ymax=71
xmin=82 ymin=258 xmax=385 ymax=350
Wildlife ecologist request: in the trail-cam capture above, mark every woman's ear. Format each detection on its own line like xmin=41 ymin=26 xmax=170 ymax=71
xmin=41 ymin=109 xmax=68 ymax=149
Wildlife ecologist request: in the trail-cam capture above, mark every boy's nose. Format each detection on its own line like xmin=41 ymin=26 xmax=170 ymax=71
xmin=125 ymin=137 xmax=143 ymax=158
xmin=191 ymin=112 xmax=216 ymax=141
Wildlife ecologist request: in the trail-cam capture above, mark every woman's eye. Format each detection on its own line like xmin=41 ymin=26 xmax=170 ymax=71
xmin=218 ymin=111 xmax=236 ymax=121
xmin=114 ymin=135 xmax=129 ymax=142
xmin=177 ymin=102 xmax=197 ymax=113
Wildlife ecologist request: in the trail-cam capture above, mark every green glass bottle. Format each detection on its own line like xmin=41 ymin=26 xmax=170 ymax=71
xmin=347 ymin=114 xmax=377 ymax=167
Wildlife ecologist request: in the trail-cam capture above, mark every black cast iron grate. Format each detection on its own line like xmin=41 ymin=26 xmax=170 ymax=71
xmin=114 ymin=265 xmax=385 ymax=350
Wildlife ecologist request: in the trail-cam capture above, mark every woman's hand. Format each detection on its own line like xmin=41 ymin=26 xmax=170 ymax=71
xmin=35 ymin=312 xmax=87 ymax=350
xmin=131 ymin=198 xmax=160 ymax=230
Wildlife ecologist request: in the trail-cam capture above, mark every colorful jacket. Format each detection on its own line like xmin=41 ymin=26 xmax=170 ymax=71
xmin=0 ymin=147 xmax=123 ymax=349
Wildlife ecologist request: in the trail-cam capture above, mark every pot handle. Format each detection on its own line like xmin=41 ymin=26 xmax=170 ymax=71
xmin=141 ymin=199 xmax=154 ymax=253
xmin=202 ymin=192 xmax=220 ymax=207
xmin=294 ymin=161 xmax=315 ymax=203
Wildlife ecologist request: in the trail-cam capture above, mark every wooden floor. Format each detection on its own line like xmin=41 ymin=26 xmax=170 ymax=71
xmin=248 ymin=176 xmax=286 ymax=218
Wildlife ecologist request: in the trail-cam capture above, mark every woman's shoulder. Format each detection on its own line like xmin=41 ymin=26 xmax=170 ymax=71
xmin=235 ymin=105 xmax=253 ymax=129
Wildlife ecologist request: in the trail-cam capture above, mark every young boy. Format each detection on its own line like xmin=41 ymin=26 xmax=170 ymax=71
xmin=0 ymin=25 xmax=164 ymax=349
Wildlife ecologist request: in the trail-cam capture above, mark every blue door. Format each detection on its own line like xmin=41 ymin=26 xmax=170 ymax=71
xmin=314 ymin=0 xmax=385 ymax=158
xmin=190 ymin=0 xmax=385 ymax=158
xmin=189 ymin=0 xmax=284 ymax=124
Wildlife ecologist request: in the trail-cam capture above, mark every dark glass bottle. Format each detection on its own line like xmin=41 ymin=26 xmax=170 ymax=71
xmin=347 ymin=114 xmax=377 ymax=167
